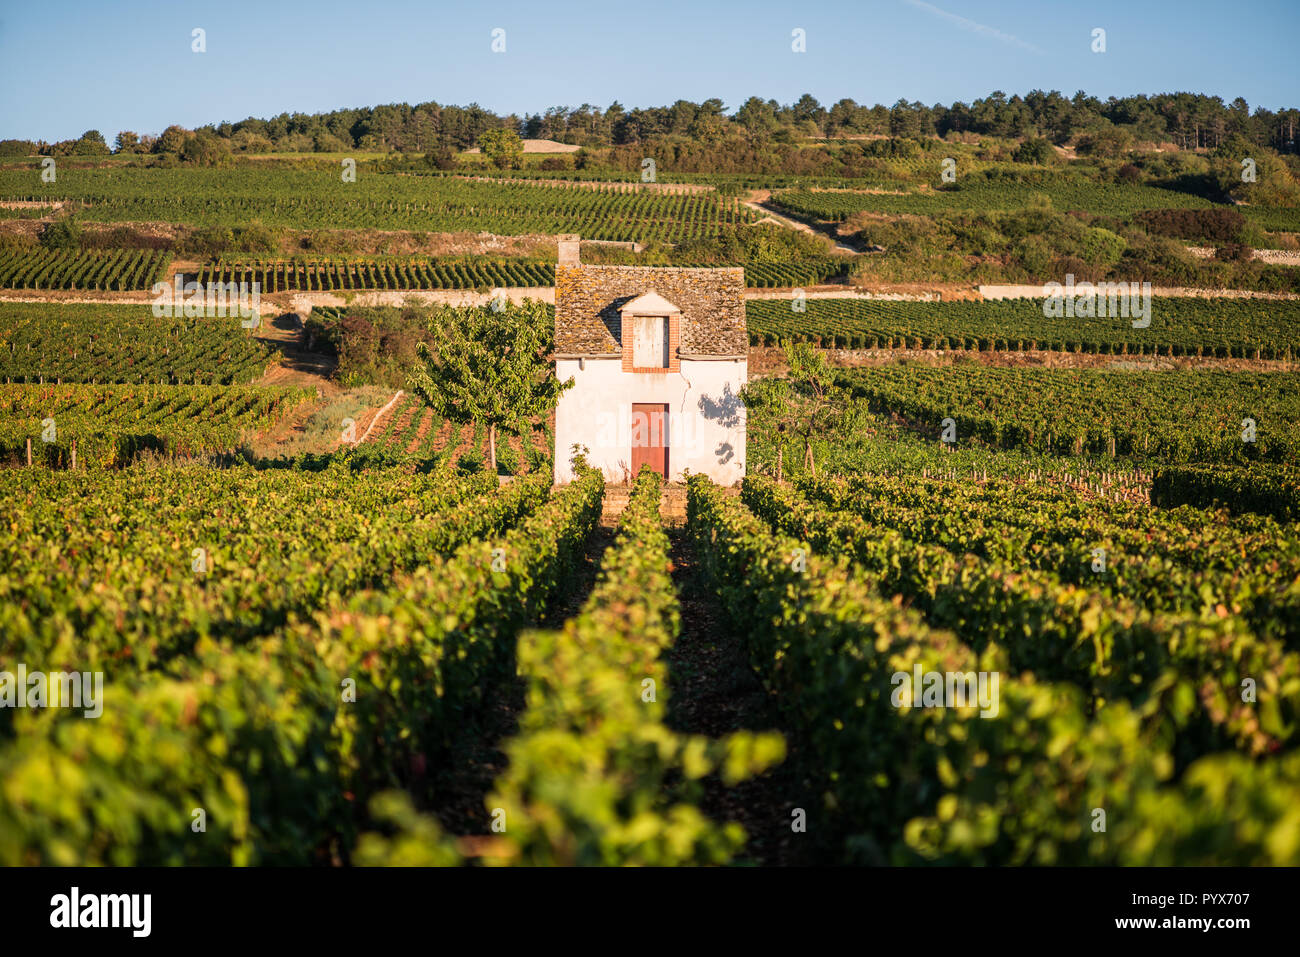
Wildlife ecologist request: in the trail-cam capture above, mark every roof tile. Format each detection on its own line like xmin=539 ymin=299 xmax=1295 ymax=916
xmin=554 ymin=264 xmax=747 ymax=355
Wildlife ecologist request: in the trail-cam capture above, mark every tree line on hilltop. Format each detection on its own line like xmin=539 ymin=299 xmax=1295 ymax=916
xmin=3 ymin=90 xmax=1297 ymax=164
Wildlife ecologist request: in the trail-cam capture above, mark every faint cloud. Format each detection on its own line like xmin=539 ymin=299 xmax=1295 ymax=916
xmin=902 ymin=0 xmax=1044 ymax=55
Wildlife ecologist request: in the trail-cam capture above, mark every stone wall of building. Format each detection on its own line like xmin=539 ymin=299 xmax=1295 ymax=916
xmin=552 ymin=356 xmax=747 ymax=485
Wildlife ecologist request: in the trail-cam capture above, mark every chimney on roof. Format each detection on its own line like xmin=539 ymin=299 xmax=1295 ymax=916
xmin=557 ymin=234 xmax=580 ymax=265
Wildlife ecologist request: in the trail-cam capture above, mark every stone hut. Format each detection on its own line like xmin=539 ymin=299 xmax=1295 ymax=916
xmin=551 ymin=235 xmax=747 ymax=484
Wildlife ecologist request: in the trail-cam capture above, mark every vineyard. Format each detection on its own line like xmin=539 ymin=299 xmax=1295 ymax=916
xmin=1235 ymin=206 xmax=1300 ymax=232
xmin=484 ymin=469 xmax=784 ymax=864
xmin=365 ymin=391 xmax=551 ymax=475
xmin=1 ymin=278 xmax=1298 ymax=869
xmin=196 ymin=258 xmax=554 ymax=292
xmin=740 ymin=259 xmax=847 ymax=288
xmin=0 ymin=247 xmax=171 ymax=290
xmin=195 ymin=257 xmax=847 ymax=291
xmin=0 ymin=383 xmax=308 ymax=466
xmin=771 ymin=182 xmax=1221 ymax=221
xmin=0 ymin=303 xmax=271 ymax=384
xmin=1 ymin=278 xmax=1299 ymax=871
xmin=2 ymin=414 xmax=1297 ymax=866
xmin=3 ymin=84 xmax=1300 ymax=880
xmin=409 ymin=164 xmax=912 ymax=191
xmin=0 ymin=465 xmax=571 ymax=863
xmin=703 ymin=473 xmax=1300 ymax=863
xmin=746 ymin=296 xmax=1300 ymax=356
xmin=835 ymin=365 xmax=1300 ymax=463
xmin=0 ymin=167 xmax=755 ymax=241
xmin=1151 ymin=461 xmax=1300 ymax=521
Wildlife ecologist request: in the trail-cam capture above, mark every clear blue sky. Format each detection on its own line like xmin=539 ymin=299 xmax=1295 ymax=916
xmin=2 ymin=0 xmax=1297 ymax=141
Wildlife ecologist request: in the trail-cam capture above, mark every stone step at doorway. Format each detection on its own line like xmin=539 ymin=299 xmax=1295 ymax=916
xmin=599 ymin=484 xmax=689 ymax=527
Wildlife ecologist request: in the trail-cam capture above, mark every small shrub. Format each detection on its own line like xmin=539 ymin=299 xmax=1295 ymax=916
xmin=1215 ymin=242 xmax=1255 ymax=262
xmin=39 ymin=218 xmax=82 ymax=251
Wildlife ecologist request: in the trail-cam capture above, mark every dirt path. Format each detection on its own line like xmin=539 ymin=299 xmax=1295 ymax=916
xmin=423 ymin=667 xmax=527 ymax=846
xmin=663 ymin=528 xmax=812 ymax=866
xmin=743 ymin=190 xmax=860 ymax=255
xmin=253 ymin=312 xmax=339 ymax=392
xmin=0 ymin=200 xmax=65 ymax=210
xmin=0 ymin=290 xmax=172 ymax=305
xmin=746 ymin=287 xmax=946 ymax=301
xmin=244 ymin=394 xmax=322 ymax=455
xmin=240 ymin=314 xmax=347 ymax=456
xmin=430 ymin=514 xmax=617 ymax=845
xmin=243 ymin=316 xmax=408 ymax=458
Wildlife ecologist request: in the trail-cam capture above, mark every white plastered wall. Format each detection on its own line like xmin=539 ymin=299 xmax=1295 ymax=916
xmin=552 ymin=357 xmax=747 ymax=484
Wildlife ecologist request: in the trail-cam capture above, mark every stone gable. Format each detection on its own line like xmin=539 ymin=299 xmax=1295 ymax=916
xmin=554 ymin=264 xmax=747 ymax=356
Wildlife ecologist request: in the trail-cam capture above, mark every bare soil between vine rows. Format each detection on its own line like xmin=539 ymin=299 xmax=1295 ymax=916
xmin=663 ymin=528 xmax=817 ymax=866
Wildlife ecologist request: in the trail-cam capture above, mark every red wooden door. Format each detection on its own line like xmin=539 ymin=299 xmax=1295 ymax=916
xmin=631 ymin=403 xmax=668 ymax=479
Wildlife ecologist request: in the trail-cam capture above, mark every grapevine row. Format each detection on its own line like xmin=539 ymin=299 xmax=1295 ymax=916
xmin=196 ymin=258 xmax=554 ymax=292
xmin=835 ymin=365 xmax=1300 ymax=464
xmin=1151 ymin=462 xmax=1300 ymax=522
xmin=0 ymin=247 xmax=171 ymax=291
xmin=0 ymin=303 xmax=269 ymax=384
xmin=485 ymin=467 xmax=783 ymax=865
xmin=687 ymin=475 xmax=1300 ymax=865
xmin=1 ymin=168 xmax=755 ymax=241
xmin=0 ymin=469 xmax=604 ymax=864
xmin=196 ymin=257 xmax=846 ymax=291
xmin=747 ymin=296 xmax=1300 ymax=358
xmin=798 ymin=472 xmax=1300 ymax=652
xmin=0 ymin=383 xmax=309 ymax=466
xmin=0 ymin=466 xmax=544 ymax=669
xmin=743 ymin=474 xmax=1300 ymax=757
